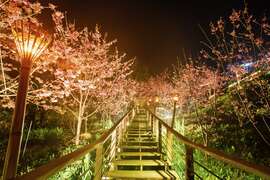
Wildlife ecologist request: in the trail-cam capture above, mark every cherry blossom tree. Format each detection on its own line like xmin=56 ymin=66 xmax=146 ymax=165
xmin=173 ymin=63 xmax=224 ymax=145
xmin=44 ymin=11 xmax=135 ymax=145
xmin=0 ymin=1 xmax=136 ymax=146
xmin=137 ymin=72 xmax=174 ymax=105
xmin=199 ymin=5 xmax=270 ymax=146
xmin=200 ymin=4 xmax=270 ymax=73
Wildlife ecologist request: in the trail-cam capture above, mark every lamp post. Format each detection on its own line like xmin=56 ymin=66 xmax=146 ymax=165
xmin=148 ymin=98 xmax=152 ymax=108
xmin=3 ymin=19 xmax=51 ymax=179
xmin=154 ymin=96 xmax=159 ymax=115
xmin=171 ymin=96 xmax=178 ymax=128
xmin=147 ymin=98 xmax=152 ymax=130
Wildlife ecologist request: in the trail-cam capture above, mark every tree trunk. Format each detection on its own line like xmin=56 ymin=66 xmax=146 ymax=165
xmin=40 ymin=109 xmax=45 ymax=127
xmin=75 ymin=116 xmax=82 ymax=145
xmin=75 ymin=93 xmax=83 ymax=145
xmin=84 ymin=118 xmax=88 ymax=133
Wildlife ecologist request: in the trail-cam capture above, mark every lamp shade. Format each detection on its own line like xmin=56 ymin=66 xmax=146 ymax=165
xmin=173 ymin=96 xmax=179 ymax=101
xmin=11 ymin=19 xmax=51 ymax=62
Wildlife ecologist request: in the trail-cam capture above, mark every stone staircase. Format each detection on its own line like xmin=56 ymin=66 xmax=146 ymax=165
xmin=105 ymin=109 xmax=179 ymax=179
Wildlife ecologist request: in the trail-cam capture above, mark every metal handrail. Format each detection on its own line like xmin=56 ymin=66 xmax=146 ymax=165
xmin=148 ymin=109 xmax=270 ymax=179
xmin=15 ymin=109 xmax=134 ymax=180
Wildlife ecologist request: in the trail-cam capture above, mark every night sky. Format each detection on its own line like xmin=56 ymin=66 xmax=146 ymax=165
xmin=43 ymin=0 xmax=268 ymax=74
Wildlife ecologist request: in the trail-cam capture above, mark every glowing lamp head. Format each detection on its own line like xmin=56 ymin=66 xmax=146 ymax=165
xmin=155 ymin=97 xmax=159 ymax=103
xmin=173 ymin=96 xmax=179 ymax=102
xmin=11 ymin=19 xmax=51 ymax=63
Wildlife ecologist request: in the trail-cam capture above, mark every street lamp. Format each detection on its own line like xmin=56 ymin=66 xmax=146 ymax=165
xmin=171 ymin=96 xmax=178 ymax=128
xmin=155 ymin=96 xmax=159 ymax=103
xmin=154 ymin=96 xmax=159 ymax=114
xmin=147 ymin=98 xmax=152 ymax=106
xmin=3 ymin=19 xmax=51 ymax=179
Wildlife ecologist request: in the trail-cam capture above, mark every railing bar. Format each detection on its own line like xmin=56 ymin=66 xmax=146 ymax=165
xmin=103 ymin=139 xmax=117 ymax=156
xmin=194 ymin=160 xmax=224 ymax=180
xmin=163 ymin=140 xmax=185 ymax=156
xmin=161 ymin=140 xmax=167 ymax=145
xmin=172 ymin=147 xmax=185 ymax=154
xmin=148 ymin=109 xmax=270 ymax=179
xmin=104 ymin=142 xmax=117 ymax=159
xmin=193 ymin=172 xmax=203 ymax=180
xmin=15 ymin=109 xmax=133 ymax=180
xmin=108 ymin=146 xmax=116 ymax=162
xmin=161 ymin=138 xmax=167 ymax=143
xmin=168 ymin=147 xmax=185 ymax=158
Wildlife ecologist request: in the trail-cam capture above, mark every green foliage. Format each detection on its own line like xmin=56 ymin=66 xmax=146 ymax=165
xmin=26 ymin=127 xmax=64 ymax=145
xmin=173 ymin=86 xmax=270 ymax=179
xmin=171 ymin=139 xmax=186 ymax=178
xmin=16 ymin=127 xmax=66 ymax=174
xmin=170 ymin=135 xmax=261 ymax=179
xmin=49 ymin=153 xmax=94 ymax=180
xmin=193 ymin=150 xmax=260 ymax=180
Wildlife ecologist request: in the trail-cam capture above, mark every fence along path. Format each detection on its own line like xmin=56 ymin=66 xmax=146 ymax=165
xmin=14 ymin=107 xmax=270 ymax=179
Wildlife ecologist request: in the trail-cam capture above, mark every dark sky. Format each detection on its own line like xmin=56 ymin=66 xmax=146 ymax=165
xmin=43 ymin=0 xmax=268 ymax=74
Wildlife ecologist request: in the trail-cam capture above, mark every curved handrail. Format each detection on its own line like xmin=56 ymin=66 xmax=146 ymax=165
xmin=15 ymin=109 xmax=133 ymax=180
xmin=148 ymin=109 xmax=270 ymax=179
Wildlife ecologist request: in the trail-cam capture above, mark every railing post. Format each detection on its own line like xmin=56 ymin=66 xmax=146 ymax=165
xmin=185 ymin=145 xmax=194 ymax=180
xmin=94 ymin=144 xmax=103 ymax=180
xmin=111 ymin=129 xmax=117 ymax=161
xmin=153 ymin=116 xmax=158 ymax=141
xmin=146 ymin=111 xmax=150 ymax=126
xmin=151 ymin=115 xmax=153 ymax=133
xmin=121 ymin=118 xmax=125 ymax=139
xmin=132 ymin=108 xmax=135 ymax=119
xmin=167 ymin=131 xmax=173 ymax=163
xmin=118 ymin=123 xmax=122 ymax=145
xmin=158 ymin=121 xmax=162 ymax=153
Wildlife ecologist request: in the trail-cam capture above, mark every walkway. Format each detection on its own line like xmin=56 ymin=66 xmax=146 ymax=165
xmin=105 ymin=109 xmax=179 ymax=179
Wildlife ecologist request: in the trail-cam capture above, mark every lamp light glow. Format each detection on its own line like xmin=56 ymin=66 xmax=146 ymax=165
xmin=173 ymin=96 xmax=179 ymax=102
xmin=11 ymin=20 xmax=51 ymax=62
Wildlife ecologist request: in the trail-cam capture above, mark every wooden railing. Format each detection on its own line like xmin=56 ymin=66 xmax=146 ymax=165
xmin=8 ymin=106 xmax=270 ymax=179
xmin=147 ymin=108 xmax=270 ymax=179
xmin=14 ymin=108 xmax=135 ymax=180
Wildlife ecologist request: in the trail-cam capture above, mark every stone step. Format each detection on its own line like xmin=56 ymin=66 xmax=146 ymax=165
xmin=118 ymin=151 xmax=162 ymax=160
xmin=130 ymin=124 xmax=148 ymax=126
xmin=126 ymin=132 xmax=153 ymax=135
xmin=125 ymin=137 xmax=156 ymax=142
xmin=127 ymin=128 xmax=151 ymax=131
xmin=122 ymin=141 xmax=158 ymax=146
xmin=112 ymin=160 xmax=170 ymax=171
xmin=121 ymin=145 xmax=158 ymax=152
xmin=126 ymin=134 xmax=154 ymax=137
xmin=105 ymin=170 xmax=179 ymax=179
xmin=126 ymin=133 xmax=152 ymax=136
xmin=127 ymin=128 xmax=152 ymax=131
xmin=118 ymin=152 xmax=161 ymax=156
xmin=127 ymin=129 xmax=150 ymax=131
